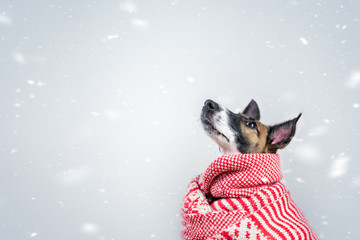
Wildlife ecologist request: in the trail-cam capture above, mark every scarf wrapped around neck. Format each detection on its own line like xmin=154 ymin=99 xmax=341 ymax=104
xmin=181 ymin=154 xmax=318 ymax=240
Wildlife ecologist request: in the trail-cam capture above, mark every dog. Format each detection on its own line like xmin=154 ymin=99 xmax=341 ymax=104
xmin=200 ymin=99 xmax=301 ymax=155
xmin=181 ymin=99 xmax=318 ymax=239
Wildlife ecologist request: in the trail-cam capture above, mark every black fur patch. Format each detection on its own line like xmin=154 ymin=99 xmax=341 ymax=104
xmin=227 ymin=111 xmax=251 ymax=153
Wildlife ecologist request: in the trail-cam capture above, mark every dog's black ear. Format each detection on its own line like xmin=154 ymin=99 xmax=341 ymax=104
xmin=242 ymin=99 xmax=260 ymax=120
xmin=267 ymin=113 xmax=302 ymax=151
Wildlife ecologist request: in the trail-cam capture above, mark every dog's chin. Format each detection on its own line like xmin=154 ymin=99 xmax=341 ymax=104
xmin=201 ymin=118 xmax=230 ymax=143
xmin=208 ymin=134 xmax=240 ymax=155
xmin=201 ymin=120 xmax=241 ymax=155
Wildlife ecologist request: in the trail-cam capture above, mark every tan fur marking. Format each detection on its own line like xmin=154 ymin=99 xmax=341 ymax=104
xmin=239 ymin=115 xmax=269 ymax=153
xmin=256 ymin=123 xmax=269 ymax=153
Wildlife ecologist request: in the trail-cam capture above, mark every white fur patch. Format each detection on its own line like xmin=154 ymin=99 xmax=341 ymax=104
xmin=207 ymin=107 xmax=240 ymax=155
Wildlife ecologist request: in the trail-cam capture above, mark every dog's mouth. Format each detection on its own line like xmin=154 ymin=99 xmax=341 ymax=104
xmin=201 ymin=115 xmax=230 ymax=142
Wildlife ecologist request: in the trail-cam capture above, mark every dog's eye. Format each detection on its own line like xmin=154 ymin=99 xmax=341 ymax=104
xmin=246 ymin=121 xmax=257 ymax=129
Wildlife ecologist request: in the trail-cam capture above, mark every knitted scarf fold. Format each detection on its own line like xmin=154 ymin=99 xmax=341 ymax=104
xmin=181 ymin=154 xmax=318 ymax=240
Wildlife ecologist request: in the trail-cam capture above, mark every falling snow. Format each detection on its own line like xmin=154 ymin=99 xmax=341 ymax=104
xmin=119 ymin=2 xmax=137 ymax=13
xmin=299 ymin=37 xmax=309 ymax=45
xmin=105 ymin=109 xmax=122 ymax=120
xmin=1 ymin=1 xmax=360 ymax=240
xmin=56 ymin=167 xmax=93 ymax=185
xmin=106 ymin=34 xmax=119 ymax=40
xmin=30 ymin=233 xmax=38 ymax=238
xmin=81 ymin=223 xmax=99 ymax=235
xmin=27 ymin=80 xmax=35 ymax=85
xmin=328 ymin=153 xmax=351 ymax=178
xmin=187 ymin=77 xmax=195 ymax=83
xmin=10 ymin=148 xmax=18 ymax=154
xmin=91 ymin=111 xmax=100 ymax=116
xmin=345 ymin=71 xmax=360 ymax=88
xmin=295 ymin=177 xmax=305 ymax=183
xmin=12 ymin=52 xmax=27 ymax=64
xmin=131 ymin=18 xmax=149 ymax=28
xmin=0 ymin=13 xmax=12 ymax=25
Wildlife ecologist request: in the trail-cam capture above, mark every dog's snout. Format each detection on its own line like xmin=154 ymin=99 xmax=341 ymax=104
xmin=204 ymin=99 xmax=220 ymax=111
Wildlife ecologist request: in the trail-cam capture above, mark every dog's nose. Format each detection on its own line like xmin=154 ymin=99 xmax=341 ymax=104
xmin=204 ymin=99 xmax=220 ymax=111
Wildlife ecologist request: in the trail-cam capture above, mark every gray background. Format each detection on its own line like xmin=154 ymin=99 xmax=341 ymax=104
xmin=1 ymin=0 xmax=359 ymax=239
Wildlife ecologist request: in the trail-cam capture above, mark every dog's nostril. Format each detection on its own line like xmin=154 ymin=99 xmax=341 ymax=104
xmin=204 ymin=99 xmax=219 ymax=111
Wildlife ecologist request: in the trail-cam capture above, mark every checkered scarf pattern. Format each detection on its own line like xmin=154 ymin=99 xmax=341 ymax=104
xmin=181 ymin=154 xmax=318 ymax=240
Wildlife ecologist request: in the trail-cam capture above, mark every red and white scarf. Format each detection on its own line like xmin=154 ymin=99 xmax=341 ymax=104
xmin=181 ymin=154 xmax=318 ymax=240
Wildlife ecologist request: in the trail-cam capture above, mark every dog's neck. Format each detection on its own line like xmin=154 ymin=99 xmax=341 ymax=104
xmin=219 ymin=147 xmax=241 ymax=156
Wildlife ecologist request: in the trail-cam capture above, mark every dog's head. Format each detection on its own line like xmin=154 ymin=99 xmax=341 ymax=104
xmin=200 ymin=99 xmax=301 ymax=155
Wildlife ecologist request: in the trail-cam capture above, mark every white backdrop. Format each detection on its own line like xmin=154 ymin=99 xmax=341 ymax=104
xmin=1 ymin=1 xmax=360 ymax=239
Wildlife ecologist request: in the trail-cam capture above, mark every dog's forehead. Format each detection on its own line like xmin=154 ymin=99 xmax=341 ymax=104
xmin=238 ymin=113 xmax=268 ymax=127
xmin=238 ymin=113 xmax=256 ymax=121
